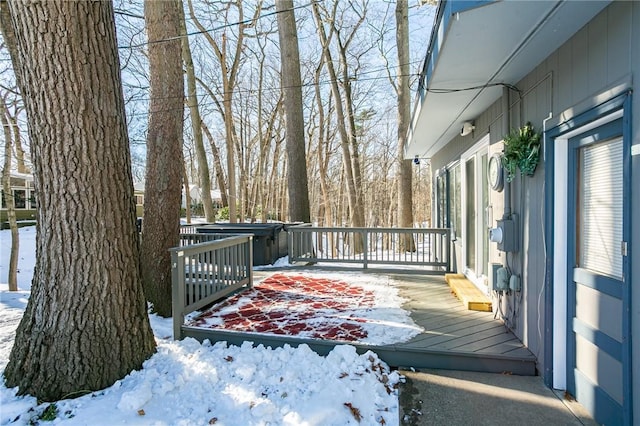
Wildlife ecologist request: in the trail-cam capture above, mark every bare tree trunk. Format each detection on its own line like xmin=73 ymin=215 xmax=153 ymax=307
xmin=4 ymin=1 xmax=155 ymax=401
xmin=396 ymin=0 xmax=416 ymax=251
xmin=186 ymin=0 xmax=261 ymax=223
xmin=312 ymin=2 xmax=364 ymax=252
xmin=1 ymin=98 xmax=18 ymax=291
xmin=182 ymin=161 xmax=191 ymax=224
xmin=201 ymin=121 xmax=228 ymax=207
xmin=7 ymin=111 xmax=28 ymax=174
xmin=276 ymin=0 xmax=310 ymax=223
xmin=312 ymin=3 xmax=360 ymax=225
xmin=0 ymin=1 xmax=22 ymax=88
xmin=180 ymin=4 xmax=215 ymax=222
xmin=140 ymin=0 xmax=185 ymax=317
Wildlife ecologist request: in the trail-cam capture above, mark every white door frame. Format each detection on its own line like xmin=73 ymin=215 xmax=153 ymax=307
xmin=461 ymin=134 xmax=490 ymax=290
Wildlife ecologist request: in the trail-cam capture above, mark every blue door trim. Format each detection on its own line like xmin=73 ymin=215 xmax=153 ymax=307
xmin=546 ymin=93 xmax=628 ymax=139
xmin=620 ymin=94 xmax=632 ymax=426
xmin=544 ymin=90 xmax=631 ymax=425
xmin=572 ymin=318 xmax=622 ymax=362
xmin=574 ymin=370 xmax=623 ymax=425
xmin=543 ymin=123 xmax=555 ymax=388
xmin=573 ymin=267 xmax=622 ymax=299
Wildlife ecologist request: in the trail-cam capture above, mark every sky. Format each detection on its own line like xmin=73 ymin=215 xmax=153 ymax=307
xmin=0 ymin=226 xmax=419 ymax=425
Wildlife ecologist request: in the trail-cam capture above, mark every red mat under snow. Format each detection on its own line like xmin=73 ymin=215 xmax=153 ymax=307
xmin=188 ymin=273 xmax=377 ymax=342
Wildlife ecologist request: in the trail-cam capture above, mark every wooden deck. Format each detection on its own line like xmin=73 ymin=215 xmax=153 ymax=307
xmin=180 ymin=270 xmax=537 ymax=376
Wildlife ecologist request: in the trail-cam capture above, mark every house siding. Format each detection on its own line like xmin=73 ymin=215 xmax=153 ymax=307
xmin=429 ymin=2 xmax=638 ymax=407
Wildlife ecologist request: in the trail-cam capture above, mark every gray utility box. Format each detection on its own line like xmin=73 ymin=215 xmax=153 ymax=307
xmin=196 ymin=223 xmax=287 ymax=266
xmin=496 ymin=218 xmax=518 ymax=253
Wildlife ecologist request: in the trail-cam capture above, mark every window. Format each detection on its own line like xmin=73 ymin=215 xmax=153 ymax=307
xmin=578 ymin=137 xmax=623 ymax=278
xmin=14 ymin=190 xmax=26 ymax=209
xmin=136 ymin=195 xmax=144 ymax=205
xmin=449 ymin=164 xmax=461 ymax=239
xmin=436 ymin=172 xmax=448 ymax=228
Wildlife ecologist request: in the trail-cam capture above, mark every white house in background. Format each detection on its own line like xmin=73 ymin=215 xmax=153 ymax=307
xmin=182 ymin=184 xmax=223 ymax=209
xmin=406 ymin=1 xmax=639 ymax=424
xmin=1 ymin=172 xmax=36 ymax=226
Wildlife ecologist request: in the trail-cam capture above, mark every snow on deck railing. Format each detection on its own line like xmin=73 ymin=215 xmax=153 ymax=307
xmin=288 ymin=225 xmax=450 ymax=272
xmin=170 ymin=234 xmax=253 ymax=340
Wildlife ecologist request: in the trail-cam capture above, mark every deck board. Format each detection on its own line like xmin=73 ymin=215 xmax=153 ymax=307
xmin=181 ymin=270 xmax=537 ymax=375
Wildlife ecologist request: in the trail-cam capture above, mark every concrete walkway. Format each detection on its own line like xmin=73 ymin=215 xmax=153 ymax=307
xmin=399 ymin=369 xmax=598 ymax=426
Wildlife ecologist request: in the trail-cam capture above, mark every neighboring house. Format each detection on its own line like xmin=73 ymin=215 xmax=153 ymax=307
xmin=0 ymin=172 xmax=36 ymax=227
xmin=406 ymin=1 xmax=638 ymax=424
xmin=133 ymin=181 xmax=145 ymax=218
xmin=183 ymin=184 xmax=224 ymax=210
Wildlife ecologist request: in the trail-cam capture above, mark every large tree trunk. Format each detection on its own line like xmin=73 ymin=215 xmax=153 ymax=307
xmin=1 ymin=99 xmax=18 ymax=291
xmin=140 ymin=0 xmax=185 ymax=317
xmin=276 ymin=0 xmax=311 ymax=223
xmin=396 ymin=0 xmax=416 ymax=251
xmin=4 ymin=1 xmax=155 ymax=401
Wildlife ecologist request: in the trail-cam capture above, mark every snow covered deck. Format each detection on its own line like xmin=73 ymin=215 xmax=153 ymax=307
xmin=179 ymin=270 xmax=537 ymax=376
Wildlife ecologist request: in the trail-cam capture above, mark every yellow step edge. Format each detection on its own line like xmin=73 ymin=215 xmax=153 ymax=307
xmin=444 ymin=273 xmax=465 ymax=284
xmin=446 ymin=276 xmax=493 ymax=312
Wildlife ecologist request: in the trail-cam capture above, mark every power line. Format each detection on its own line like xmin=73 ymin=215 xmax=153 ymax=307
xmin=118 ymin=1 xmax=319 ymax=50
xmin=122 ymin=71 xmax=424 ymax=118
xmin=120 ymin=58 xmax=424 ymax=102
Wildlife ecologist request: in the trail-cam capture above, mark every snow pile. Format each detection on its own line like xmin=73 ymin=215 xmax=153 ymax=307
xmin=1 ymin=336 xmax=400 ymax=425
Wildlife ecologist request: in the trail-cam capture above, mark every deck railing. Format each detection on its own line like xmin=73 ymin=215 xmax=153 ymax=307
xmin=170 ymin=234 xmax=253 ymax=339
xmin=288 ymin=225 xmax=450 ymax=272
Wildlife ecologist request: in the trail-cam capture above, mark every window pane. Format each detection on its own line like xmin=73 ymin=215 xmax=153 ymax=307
xmin=579 ymin=138 xmax=623 ymax=278
xmin=449 ymin=164 xmax=461 ymax=238
xmin=465 ymin=158 xmax=476 ymax=270
xmin=14 ymin=190 xmax=26 ymax=209
xmin=481 ymin=153 xmax=488 ymax=276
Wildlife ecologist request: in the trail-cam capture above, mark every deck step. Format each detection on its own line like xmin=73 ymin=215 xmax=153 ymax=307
xmin=445 ymin=274 xmax=492 ymax=312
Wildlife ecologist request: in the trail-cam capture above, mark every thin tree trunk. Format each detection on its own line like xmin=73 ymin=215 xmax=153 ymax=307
xmin=140 ymin=0 xmax=185 ymax=317
xmin=201 ymin=121 xmax=228 ymax=207
xmin=312 ymin=2 xmax=364 ymax=252
xmin=312 ymin=3 xmax=361 ymax=226
xmin=183 ymin=160 xmax=191 ymax=224
xmin=186 ymin=0 xmax=260 ymax=223
xmin=4 ymin=1 xmax=155 ymax=400
xmin=8 ymin=118 xmax=26 ymax=176
xmin=1 ymin=99 xmax=18 ymax=291
xmin=180 ymin=4 xmax=215 ymax=222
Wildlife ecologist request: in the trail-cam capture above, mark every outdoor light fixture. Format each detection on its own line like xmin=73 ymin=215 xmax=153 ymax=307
xmin=460 ymin=121 xmax=475 ymax=136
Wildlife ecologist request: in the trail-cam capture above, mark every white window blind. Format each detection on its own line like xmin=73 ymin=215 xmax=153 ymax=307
xmin=579 ymin=137 xmax=623 ymax=279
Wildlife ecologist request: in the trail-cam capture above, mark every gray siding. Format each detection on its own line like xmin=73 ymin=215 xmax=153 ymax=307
xmin=429 ymin=1 xmax=638 ymax=392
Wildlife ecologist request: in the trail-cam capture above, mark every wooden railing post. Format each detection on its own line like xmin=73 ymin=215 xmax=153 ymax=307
xmin=445 ymin=228 xmax=452 ymax=272
xmin=171 ymin=249 xmax=186 ymax=340
xmin=247 ymin=235 xmax=253 ymax=288
xmin=362 ymin=228 xmax=369 ymax=269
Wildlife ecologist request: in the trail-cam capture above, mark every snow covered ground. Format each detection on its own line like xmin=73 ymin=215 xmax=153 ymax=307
xmin=0 ymin=226 xmax=404 ymax=425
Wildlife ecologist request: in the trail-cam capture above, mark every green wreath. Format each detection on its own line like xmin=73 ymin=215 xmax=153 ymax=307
xmin=502 ymin=122 xmax=541 ymax=182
